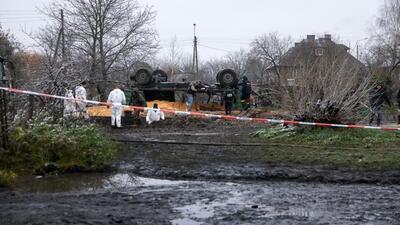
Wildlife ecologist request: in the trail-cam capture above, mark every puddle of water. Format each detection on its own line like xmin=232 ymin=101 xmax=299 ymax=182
xmin=104 ymin=173 xmax=188 ymax=189
xmin=172 ymin=188 xmax=252 ymax=224
xmin=13 ymin=173 xmax=106 ymax=193
xmin=175 ymin=201 xmax=217 ymax=219
xmin=8 ymin=174 xmax=400 ymax=224
xmin=261 ymin=206 xmax=321 ymax=219
xmin=171 ymin=218 xmax=201 ymax=225
xmin=13 ymin=173 xmax=189 ymax=193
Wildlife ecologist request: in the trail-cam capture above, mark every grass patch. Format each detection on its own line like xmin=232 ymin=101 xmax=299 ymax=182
xmin=0 ymin=120 xmax=120 ymax=182
xmin=253 ymin=126 xmax=400 ymax=148
xmin=251 ymin=126 xmax=400 ymax=170
xmin=0 ymin=170 xmax=17 ymax=187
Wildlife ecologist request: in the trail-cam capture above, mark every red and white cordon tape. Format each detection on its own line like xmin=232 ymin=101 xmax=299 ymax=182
xmin=1 ymin=86 xmax=399 ymax=131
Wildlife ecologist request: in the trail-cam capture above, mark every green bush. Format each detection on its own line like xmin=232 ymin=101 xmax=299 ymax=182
xmin=0 ymin=170 xmax=17 ymax=187
xmin=6 ymin=121 xmax=119 ymax=174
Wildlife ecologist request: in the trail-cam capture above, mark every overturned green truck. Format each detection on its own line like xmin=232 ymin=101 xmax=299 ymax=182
xmin=88 ymin=66 xmax=243 ymax=118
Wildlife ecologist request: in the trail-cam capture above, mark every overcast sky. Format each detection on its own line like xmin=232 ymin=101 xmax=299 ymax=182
xmin=1 ymin=0 xmax=383 ymax=60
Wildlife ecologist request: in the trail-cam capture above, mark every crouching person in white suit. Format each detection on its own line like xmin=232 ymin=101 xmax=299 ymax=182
xmin=107 ymin=84 xmax=126 ymax=128
xmin=146 ymin=103 xmax=165 ymax=125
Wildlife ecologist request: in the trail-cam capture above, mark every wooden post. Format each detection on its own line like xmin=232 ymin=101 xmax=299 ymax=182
xmin=0 ymin=89 xmax=8 ymax=149
xmin=28 ymin=95 xmax=34 ymax=120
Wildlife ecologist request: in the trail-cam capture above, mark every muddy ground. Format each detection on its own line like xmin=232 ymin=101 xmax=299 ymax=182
xmin=1 ymin=173 xmax=400 ymax=225
xmin=113 ymin=118 xmax=400 ymax=184
xmin=1 ymin=117 xmax=400 ymax=225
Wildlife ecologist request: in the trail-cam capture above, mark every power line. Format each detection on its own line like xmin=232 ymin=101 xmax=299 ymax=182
xmin=0 ymin=10 xmax=38 ymax=12
xmin=159 ymin=39 xmax=192 ymax=43
xmin=201 ymin=37 xmax=253 ymax=41
xmin=0 ymin=17 xmax=46 ymax=20
xmin=0 ymin=11 xmax=41 ymax=14
xmin=198 ymin=44 xmax=232 ymax=53
xmin=0 ymin=20 xmax=46 ymax=23
xmin=158 ymin=37 xmax=252 ymax=46
xmin=0 ymin=13 xmax=42 ymax=16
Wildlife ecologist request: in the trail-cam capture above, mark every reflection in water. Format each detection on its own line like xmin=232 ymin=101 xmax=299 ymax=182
xmin=9 ymin=173 xmax=400 ymax=225
xmin=171 ymin=218 xmax=201 ymax=225
xmin=13 ymin=173 xmax=107 ymax=193
xmin=172 ymin=188 xmax=253 ymax=224
xmin=13 ymin=173 xmax=188 ymax=193
xmin=261 ymin=206 xmax=320 ymax=219
xmin=104 ymin=173 xmax=188 ymax=189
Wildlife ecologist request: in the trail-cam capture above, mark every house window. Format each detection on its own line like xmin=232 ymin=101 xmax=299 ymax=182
xmin=315 ymin=48 xmax=324 ymax=56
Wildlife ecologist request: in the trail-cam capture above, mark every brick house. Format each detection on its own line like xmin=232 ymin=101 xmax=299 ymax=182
xmin=268 ymin=34 xmax=366 ymax=86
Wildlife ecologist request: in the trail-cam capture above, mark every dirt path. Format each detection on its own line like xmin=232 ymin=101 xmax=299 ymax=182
xmin=111 ymin=119 xmax=400 ymax=184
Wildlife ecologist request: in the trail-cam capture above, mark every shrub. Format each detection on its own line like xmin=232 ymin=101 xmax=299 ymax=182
xmin=0 ymin=170 xmax=17 ymax=187
xmin=6 ymin=120 xmax=119 ymax=174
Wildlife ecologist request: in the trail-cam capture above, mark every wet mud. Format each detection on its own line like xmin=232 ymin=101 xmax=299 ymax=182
xmin=2 ymin=119 xmax=400 ymax=224
xmin=114 ymin=120 xmax=400 ymax=184
xmin=1 ymin=173 xmax=400 ymax=225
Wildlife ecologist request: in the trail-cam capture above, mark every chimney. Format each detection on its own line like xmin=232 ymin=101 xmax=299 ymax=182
xmin=306 ymin=35 xmax=315 ymax=42
xmin=324 ymin=34 xmax=332 ymax=40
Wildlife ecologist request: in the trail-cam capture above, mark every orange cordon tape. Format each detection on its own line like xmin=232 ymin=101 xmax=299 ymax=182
xmin=1 ymin=86 xmax=399 ymax=131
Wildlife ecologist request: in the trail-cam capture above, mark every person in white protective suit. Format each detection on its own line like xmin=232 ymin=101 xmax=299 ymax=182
xmin=146 ymin=103 xmax=165 ymax=124
xmin=107 ymin=85 xmax=126 ymax=128
xmin=75 ymin=81 xmax=89 ymax=119
xmin=63 ymin=90 xmax=77 ymax=117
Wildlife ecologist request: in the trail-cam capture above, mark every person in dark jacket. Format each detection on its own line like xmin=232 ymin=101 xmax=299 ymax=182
xmin=369 ymin=84 xmax=391 ymax=126
xmin=223 ymin=89 xmax=236 ymax=115
xmin=240 ymin=76 xmax=252 ymax=110
xmin=186 ymin=82 xmax=197 ymax=112
xmin=129 ymin=90 xmax=146 ymax=107
xmin=129 ymin=89 xmax=147 ymax=126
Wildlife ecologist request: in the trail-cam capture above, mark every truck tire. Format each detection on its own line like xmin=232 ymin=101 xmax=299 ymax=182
xmin=217 ymin=69 xmax=238 ymax=87
xmin=134 ymin=68 xmax=152 ymax=85
xmin=152 ymin=69 xmax=168 ymax=82
xmin=216 ymin=70 xmax=222 ymax=83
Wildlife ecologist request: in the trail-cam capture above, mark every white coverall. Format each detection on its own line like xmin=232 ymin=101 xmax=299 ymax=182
xmin=107 ymin=88 xmax=126 ymax=127
xmin=63 ymin=90 xmax=77 ymax=117
xmin=146 ymin=108 xmax=165 ymax=124
xmin=75 ymin=85 xmax=89 ymax=119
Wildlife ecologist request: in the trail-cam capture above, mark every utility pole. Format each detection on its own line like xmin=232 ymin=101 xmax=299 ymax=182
xmin=52 ymin=9 xmax=66 ymax=65
xmin=0 ymin=57 xmax=9 ymax=149
xmin=192 ymin=23 xmax=199 ymax=76
xmin=61 ymin=9 xmax=66 ymax=62
xmin=356 ymin=37 xmax=368 ymax=61
xmin=0 ymin=89 xmax=8 ymax=149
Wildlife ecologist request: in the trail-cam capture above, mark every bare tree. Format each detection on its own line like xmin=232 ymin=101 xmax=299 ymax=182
xmin=34 ymin=21 xmax=87 ymax=102
xmin=156 ymin=36 xmax=185 ymax=79
xmin=247 ymin=33 xmax=292 ymax=108
xmin=167 ymin=36 xmax=184 ymax=75
xmin=280 ymin=57 xmax=373 ymax=123
xmin=0 ymin=24 xmax=18 ymax=60
xmin=198 ymin=50 xmax=249 ymax=84
xmin=250 ymin=32 xmax=292 ymax=84
xmin=366 ymin=0 xmax=400 ymax=79
xmin=224 ymin=49 xmax=248 ymax=78
xmin=202 ymin=58 xmax=225 ymax=82
xmin=39 ymin=0 xmax=158 ymax=99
